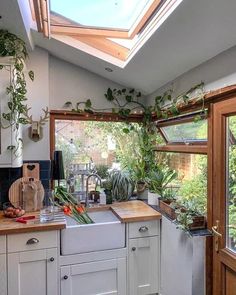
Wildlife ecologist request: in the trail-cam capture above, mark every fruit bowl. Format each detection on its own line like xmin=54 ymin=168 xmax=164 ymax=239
xmin=3 ymin=202 xmax=25 ymax=218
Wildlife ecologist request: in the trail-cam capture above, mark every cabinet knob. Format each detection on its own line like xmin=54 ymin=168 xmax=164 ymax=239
xmin=49 ymin=257 xmax=54 ymax=262
xmin=131 ymin=247 xmax=136 ymax=251
xmin=26 ymin=238 xmax=39 ymax=245
xmin=63 ymin=275 xmax=68 ymax=280
xmin=139 ymin=226 xmax=148 ymax=233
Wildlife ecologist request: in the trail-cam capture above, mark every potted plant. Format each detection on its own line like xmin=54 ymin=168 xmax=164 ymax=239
xmin=148 ymin=167 xmax=177 ymax=206
xmin=175 ymin=199 xmax=207 ymax=231
xmin=111 ymin=170 xmax=134 ymax=202
xmin=159 ymin=188 xmax=179 ymax=219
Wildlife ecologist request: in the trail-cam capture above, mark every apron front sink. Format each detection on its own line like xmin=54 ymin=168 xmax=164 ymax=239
xmin=61 ymin=210 xmax=125 ymax=255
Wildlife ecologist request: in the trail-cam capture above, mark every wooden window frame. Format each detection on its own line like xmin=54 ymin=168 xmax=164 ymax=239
xmin=50 ymin=110 xmax=143 ymax=159
xmin=155 ymin=111 xmax=208 ymax=154
xmin=29 ymin=0 xmax=171 ymax=61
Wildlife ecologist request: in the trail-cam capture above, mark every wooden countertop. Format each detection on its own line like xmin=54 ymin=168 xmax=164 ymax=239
xmin=0 ymin=201 xmax=161 ymax=235
xmin=0 ymin=211 xmax=66 ymax=235
xmin=111 ymin=200 xmax=162 ymax=222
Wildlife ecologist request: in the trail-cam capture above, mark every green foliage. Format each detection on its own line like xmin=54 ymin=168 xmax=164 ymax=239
xmin=175 ymin=209 xmax=194 ymax=232
xmin=148 ymin=167 xmax=177 ymax=196
xmin=178 ymin=175 xmax=207 ymax=215
xmin=161 ymin=188 xmax=177 ymax=201
xmin=110 ymin=170 xmax=134 ymax=202
xmin=0 ymin=30 xmax=34 ymax=153
xmin=95 ymin=164 xmax=109 ymax=179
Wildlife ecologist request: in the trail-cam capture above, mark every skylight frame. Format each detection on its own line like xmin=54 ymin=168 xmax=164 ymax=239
xmin=49 ymin=0 xmax=162 ymax=39
xmin=30 ymin=0 xmax=181 ymax=62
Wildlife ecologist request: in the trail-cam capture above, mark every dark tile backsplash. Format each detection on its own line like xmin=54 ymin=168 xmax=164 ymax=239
xmin=0 ymin=160 xmax=51 ymax=209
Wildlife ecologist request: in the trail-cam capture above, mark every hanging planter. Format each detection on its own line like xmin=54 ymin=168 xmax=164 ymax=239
xmin=0 ymin=30 xmax=34 ymax=154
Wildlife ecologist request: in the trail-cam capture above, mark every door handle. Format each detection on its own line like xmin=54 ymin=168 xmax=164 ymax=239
xmin=212 ymin=220 xmax=222 ymax=252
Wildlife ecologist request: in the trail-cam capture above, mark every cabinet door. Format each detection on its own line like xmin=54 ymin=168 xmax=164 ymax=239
xmin=0 ymin=254 xmax=7 ymax=295
xmin=128 ymin=236 xmax=160 ymax=295
xmin=61 ymin=258 xmax=126 ymax=295
xmin=8 ymin=248 xmax=58 ymax=295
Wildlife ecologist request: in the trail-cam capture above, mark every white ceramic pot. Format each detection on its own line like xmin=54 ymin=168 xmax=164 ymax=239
xmin=148 ymin=191 xmax=160 ymax=206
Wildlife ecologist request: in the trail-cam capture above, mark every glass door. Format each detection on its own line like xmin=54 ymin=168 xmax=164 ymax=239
xmin=212 ymin=99 xmax=236 ymax=295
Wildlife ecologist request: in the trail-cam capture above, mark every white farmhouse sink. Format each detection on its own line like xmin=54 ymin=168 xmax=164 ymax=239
xmin=61 ymin=210 xmax=125 ymax=255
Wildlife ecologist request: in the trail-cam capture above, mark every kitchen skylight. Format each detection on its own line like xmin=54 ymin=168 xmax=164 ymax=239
xmin=30 ymin=0 xmax=182 ymax=64
xmin=50 ymin=0 xmax=153 ymax=31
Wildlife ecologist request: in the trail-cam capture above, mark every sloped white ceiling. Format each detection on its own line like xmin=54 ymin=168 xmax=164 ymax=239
xmin=1 ymin=0 xmax=236 ymax=95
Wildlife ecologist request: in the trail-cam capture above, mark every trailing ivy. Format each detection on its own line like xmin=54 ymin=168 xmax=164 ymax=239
xmin=0 ymin=30 xmax=34 ymax=154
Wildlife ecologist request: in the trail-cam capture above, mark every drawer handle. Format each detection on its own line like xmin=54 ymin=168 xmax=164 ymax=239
xmin=63 ymin=275 xmax=68 ymax=280
xmin=26 ymin=238 xmax=39 ymax=245
xmin=49 ymin=257 xmax=55 ymax=262
xmin=131 ymin=247 xmax=136 ymax=251
xmin=139 ymin=226 xmax=148 ymax=232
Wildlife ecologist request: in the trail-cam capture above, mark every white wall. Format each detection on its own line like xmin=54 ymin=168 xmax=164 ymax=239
xmin=146 ymin=45 xmax=236 ymax=104
xmin=23 ymin=47 xmax=50 ymax=160
xmin=49 ymin=56 xmax=124 ymax=110
xmin=22 ymin=47 xmax=126 ymax=160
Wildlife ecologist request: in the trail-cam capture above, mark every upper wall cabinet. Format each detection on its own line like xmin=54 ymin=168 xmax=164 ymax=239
xmin=0 ymin=57 xmax=22 ymax=167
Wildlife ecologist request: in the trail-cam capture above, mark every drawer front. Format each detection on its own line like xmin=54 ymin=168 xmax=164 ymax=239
xmin=0 ymin=236 xmax=6 ymax=254
xmin=128 ymin=220 xmax=159 ymax=239
xmin=7 ymin=230 xmax=58 ymax=253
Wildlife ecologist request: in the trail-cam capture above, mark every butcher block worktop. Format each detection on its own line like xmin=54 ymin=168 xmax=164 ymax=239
xmin=0 ymin=200 xmax=161 ymax=234
xmin=0 ymin=211 xmax=66 ymax=235
xmin=111 ymin=200 xmax=162 ymax=222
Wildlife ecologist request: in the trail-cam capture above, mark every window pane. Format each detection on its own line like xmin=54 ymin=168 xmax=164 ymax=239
xmin=158 ymin=152 xmax=207 ymax=215
xmin=55 ymin=120 xmax=141 ymax=196
xmin=51 ymin=0 xmax=153 ymax=30
xmin=226 ymin=116 xmax=236 ymax=253
xmin=160 ymin=119 xmax=207 ymax=143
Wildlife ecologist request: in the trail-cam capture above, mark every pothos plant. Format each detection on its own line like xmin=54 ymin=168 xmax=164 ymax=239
xmin=65 ymin=82 xmax=205 ymax=187
xmin=0 ymin=30 xmax=34 ymax=155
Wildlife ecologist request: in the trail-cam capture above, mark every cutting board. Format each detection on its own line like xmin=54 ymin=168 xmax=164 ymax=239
xmin=8 ymin=177 xmax=28 ymax=206
xmin=22 ymin=163 xmax=40 ymax=179
xmin=8 ymin=177 xmax=45 ymax=211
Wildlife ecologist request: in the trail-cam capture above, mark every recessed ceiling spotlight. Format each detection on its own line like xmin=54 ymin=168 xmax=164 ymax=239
xmin=105 ymin=67 xmax=113 ymax=72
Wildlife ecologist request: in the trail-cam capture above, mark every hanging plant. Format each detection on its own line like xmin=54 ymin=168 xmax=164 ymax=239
xmin=0 ymin=30 xmax=34 ymax=153
xmin=64 ymin=82 xmax=205 ymax=186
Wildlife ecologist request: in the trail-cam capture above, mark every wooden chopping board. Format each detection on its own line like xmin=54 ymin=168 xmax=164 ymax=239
xmin=8 ymin=177 xmax=45 ymax=210
xmin=22 ymin=163 xmax=40 ymax=179
xmin=9 ymin=177 xmax=29 ymax=205
xmin=111 ymin=200 xmax=162 ymax=222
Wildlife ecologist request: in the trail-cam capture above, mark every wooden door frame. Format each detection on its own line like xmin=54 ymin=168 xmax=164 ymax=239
xmin=211 ymin=96 xmax=236 ymax=295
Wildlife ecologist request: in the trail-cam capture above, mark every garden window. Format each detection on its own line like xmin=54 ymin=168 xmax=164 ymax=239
xmin=156 ymin=111 xmax=208 ymax=154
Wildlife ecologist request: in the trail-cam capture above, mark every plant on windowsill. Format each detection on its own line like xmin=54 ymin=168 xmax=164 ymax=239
xmin=175 ymin=199 xmax=207 ymax=232
xmin=65 ymin=83 xmax=205 ymax=200
xmin=159 ymin=187 xmax=179 ymax=219
xmin=0 ymin=30 xmax=34 ymax=155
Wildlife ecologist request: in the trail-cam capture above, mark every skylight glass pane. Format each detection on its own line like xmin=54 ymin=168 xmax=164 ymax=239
xmin=50 ymin=0 xmax=153 ymax=30
xmin=160 ymin=119 xmax=207 ymax=143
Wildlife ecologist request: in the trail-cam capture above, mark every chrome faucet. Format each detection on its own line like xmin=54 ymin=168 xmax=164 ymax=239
xmin=85 ymin=173 xmax=102 ymax=207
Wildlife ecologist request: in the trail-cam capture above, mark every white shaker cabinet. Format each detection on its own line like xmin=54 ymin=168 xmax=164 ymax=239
xmin=0 ymin=58 xmax=22 ymax=167
xmin=61 ymin=257 xmax=126 ymax=295
xmin=7 ymin=230 xmax=59 ymax=295
xmin=128 ymin=220 xmax=160 ymax=295
xmin=8 ymin=248 xmax=58 ymax=295
xmin=0 ymin=236 xmax=7 ymax=295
